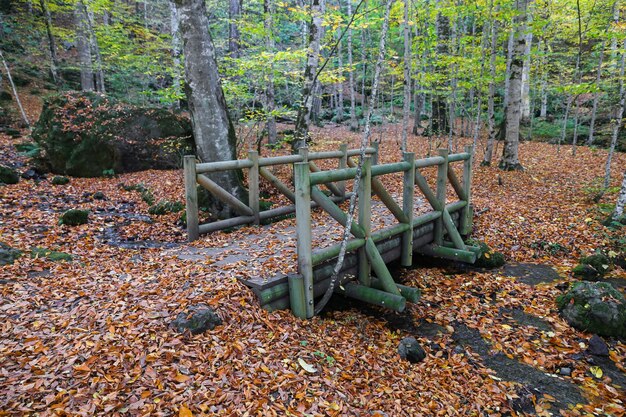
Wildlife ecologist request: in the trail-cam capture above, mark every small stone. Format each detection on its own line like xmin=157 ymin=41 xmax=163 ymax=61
xmin=572 ymin=264 xmax=601 ymax=281
xmin=0 ymin=165 xmax=19 ymax=184
xmin=586 ymin=335 xmax=609 ymax=357
xmin=51 ymin=176 xmax=70 ymax=185
xmin=398 ymin=337 xmax=426 ymax=363
xmin=60 ymin=209 xmax=89 ymax=226
xmin=171 ymin=304 xmax=222 ymax=335
xmin=21 ymin=167 xmax=45 ymax=181
xmin=93 ymin=191 xmax=106 ymax=200
xmin=453 ymin=345 xmax=465 ymax=355
xmin=559 ymin=367 xmax=572 ymax=376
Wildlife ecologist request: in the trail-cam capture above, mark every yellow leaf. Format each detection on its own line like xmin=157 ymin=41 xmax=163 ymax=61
xmin=590 ymin=366 xmax=603 ymax=379
xmin=179 ymin=405 xmax=193 ymax=417
xmin=484 ymin=252 xmax=491 ymax=259
xmin=174 ymin=373 xmax=190 ymax=383
xmin=297 ymin=358 xmax=317 ymax=373
xmin=501 ymin=324 xmax=512 ymax=330
xmin=584 ymin=218 xmax=593 ymax=223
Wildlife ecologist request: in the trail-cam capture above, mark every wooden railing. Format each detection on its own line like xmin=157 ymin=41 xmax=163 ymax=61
xmin=183 ymin=144 xmax=377 ymax=240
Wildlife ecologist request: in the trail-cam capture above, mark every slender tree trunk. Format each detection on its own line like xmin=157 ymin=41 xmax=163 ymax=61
xmin=427 ymin=8 xmax=449 ymax=136
xmin=360 ymin=28 xmax=367 ymax=110
xmin=614 ymin=170 xmax=626 ymax=218
xmin=174 ymin=0 xmax=247 ymax=214
xmin=264 ymin=0 xmax=277 ymax=144
xmin=39 ymin=0 xmax=60 ymax=85
xmin=571 ymin=0 xmax=583 ymax=156
xmin=294 ymin=0 xmax=325 ymax=150
xmin=604 ymin=39 xmax=626 ymax=189
xmin=503 ymin=24 xmax=514 ymax=109
xmin=228 ymin=0 xmax=242 ymax=58
xmin=482 ymin=14 xmax=498 ymax=166
xmin=401 ymin=0 xmax=411 ymax=152
xmin=539 ymin=38 xmax=548 ymax=118
xmin=81 ymin=1 xmax=105 ymax=93
xmin=347 ymin=0 xmax=358 ymax=131
xmin=500 ymin=0 xmax=527 ymax=171
xmin=336 ymin=36 xmax=344 ymax=122
xmin=587 ymin=42 xmax=606 ymax=145
xmin=169 ymin=0 xmax=182 ymax=108
xmin=0 ymin=51 xmax=29 ymax=127
xmin=75 ymin=3 xmax=94 ymax=91
xmin=520 ymin=9 xmax=533 ymax=124
xmin=558 ymin=96 xmax=571 ymax=152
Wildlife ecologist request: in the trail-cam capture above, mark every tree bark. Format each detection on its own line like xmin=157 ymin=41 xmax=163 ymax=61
xmin=614 ymin=170 xmax=626 ymax=218
xmin=174 ymin=0 xmax=247 ymax=215
xmin=0 ymin=50 xmax=30 ymax=127
xmin=75 ymin=2 xmax=94 ymax=92
xmin=482 ymin=14 xmax=498 ymax=166
xmin=294 ymin=0 xmax=325 ymax=150
xmin=264 ymin=0 xmax=277 ymax=144
xmin=604 ymin=38 xmax=626 ymax=189
xmin=228 ymin=0 xmax=242 ymax=58
xmin=346 ymin=0 xmax=358 ymax=131
xmin=401 ymin=0 xmax=411 ymax=152
xmin=520 ymin=8 xmax=533 ymax=124
xmin=499 ymin=0 xmax=527 ymax=171
xmin=587 ymin=42 xmax=606 ymax=145
xmin=39 ymin=0 xmax=60 ymax=85
xmin=169 ymin=0 xmax=183 ymax=108
xmin=80 ymin=1 xmax=105 ymax=93
xmin=503 ymin=24 xmax=514 ymax=110
xmin=426 ymin=8 xmax=449 ymax=136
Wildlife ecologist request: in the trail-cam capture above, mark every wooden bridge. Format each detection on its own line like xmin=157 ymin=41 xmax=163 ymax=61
xmin=183 ymin=144 xmax=479 ymax=319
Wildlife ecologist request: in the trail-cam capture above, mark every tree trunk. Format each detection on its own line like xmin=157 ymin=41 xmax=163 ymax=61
xmin=539 ymin=38 xmax=548 ymax=118
xmin=336 ymin=36 xmax=344 ymax=122
xmin=264 ymin=0 xmax=277 ymax=144
xmin=614 ymin=170 xmax=626 ymax=218
xmin=427 ymin=9 xmax=449 ymax=136
xmin=0 ymin=50 xmax=30 ymax=127
xmin=39 ymin=0 xmax=60 ymax=85
xmin=81 ymin=1 xmax=105 ymax=93
xmin=75 ymin=3 xmax=94 ymax=92
xmin=169 ymin=0 xmax=183 ymax=109
xmin=346 ymin=0 xmax=358 ymax=131
xmin=293 ymin=0 xmax=325 ymax=150
xmin=499 ymin=0 xmax=527 ymax=171
xmin=587 ymin=42 xmax=606 ymax=145
xmin=228 ymin=0 xmax=242 ymax=58
xmin=401 ymin=0 xmax=411 ymax=152
xmin=503 ymin=24 xmax=514 ymax=110
xmin=482 ymin=14 xmax=498 ymax=166
xmin=174 ymin=0 xmax=247 ymax=215
xmin=520 ymin=9 xmax=533 ymax=124
xmin=604 ymin=38 xmax=626 ymax=189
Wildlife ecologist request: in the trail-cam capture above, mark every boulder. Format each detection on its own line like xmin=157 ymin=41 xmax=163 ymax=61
xmin=0 ymin=242 xmax=21 ymax=265
xmin=572 ymin=264 xmax=602 ymax=281
xmin=31 ymin=247 xmax=72 ymax=262
xmin=586 ymin=335 xmax=609 ymax=357
xmin=171 ymin=305 xmax=222 ymax=335
xmin=60 ymin=209 xmax=89 ymax=226
xmin=398 ymin=337 xmax=426 ymax=363
xmin=51 ymin=176 xmax=70 ymax=185
xmin=471 ymin=240 xmax=506 ymax=269
xmin=0 ymin=165 xmax=19 ymax=184
xmin=580 ymin=254 xmax=611 ymax=275
xmin=556 ymin=281 xmax=626 ymax=338
xmin=32 ymin=92 xmax=194 ymax=177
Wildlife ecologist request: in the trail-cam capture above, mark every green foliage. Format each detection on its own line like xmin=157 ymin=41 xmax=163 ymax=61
xmin=148 ymin=200 xmax=184 ymax=215
xmin=102 ymin=169 xmax=116 ymax=178
xmin=60 ymin=209 xmax=89 ymax=226
xmin=15 ymin=142 xmax=40 ymax=158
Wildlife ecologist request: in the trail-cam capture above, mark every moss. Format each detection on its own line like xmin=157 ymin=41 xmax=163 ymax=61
xmin=580 ymin=253 xmax=611 ymax=276
xmin=60 ymin=209 xmax=89 ymax=226
xmin=470 ymin=240 xmax=506 ymax=269
xmin=0 ymin=242 xmax=22 ymax=265
xmin=572 ymin=263 xmax=601 ymax=280
xmin=31 ymin=247 xmax=72 ymax=262
xmin=51 ymin=176 xmax=70 ymax=185
xmin=148 ymin=200 xmax=184 ymax=215
xmin=141 ymin=189 xmax=155 ymax=206
xmin=0 ymin=165 xmax=19 ymax=184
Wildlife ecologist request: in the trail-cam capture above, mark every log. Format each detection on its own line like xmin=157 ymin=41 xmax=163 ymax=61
xmin=337 ymin=282 xmax=406 ymax=312
xmin=184 ymin=156 xmax=199 ymax=241
xmin=370 ymin=279 xmax=421 ymax=303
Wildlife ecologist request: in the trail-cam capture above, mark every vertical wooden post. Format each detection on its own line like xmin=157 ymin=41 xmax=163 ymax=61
xmin=288 ymin=274 xmax=307 ymax=319
xmin=358 ymin=156 xmax=372 ymax=286
xmin=298 ymin=146 xmax=309 ymax=162
xmin=184 ymin=156 xmax=200 ymax=241
xmin=371 ymin=141 xmax=379 ymax=166
xmin=294 ymin=162 xmax=314 ymax=318
xmin=435 ymin=149 xmax=449 ymax=246
xmin=338 ymin=143 xmax=347 ymax=198
xmin=460 ymin=145 xmax=474 ymax=236
xmin=248 ymin=150 xmax=260 ymax=225
xmin=401 ymin=152 xmax=415 ymax=266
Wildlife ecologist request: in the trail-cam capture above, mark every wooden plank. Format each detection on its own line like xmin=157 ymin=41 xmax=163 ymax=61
xmin=338 ymin=144 xmax=348 ymax=198
xmin=460 ymin=144 xmax=474 ymax=235
xmin=294 ymin=162 xmax=314 ymax=318
xmin=416 ymin=244 xmax=476 ymax=263
xmin=435 ymin=149 xmax=448 ymax=245
xmin=183 ymin=156 xmax=199 ymax=241
xmin=371 ymin=161 xmax=412 ymax=177
xmin=358 ymin=157 xmax=372 ymax=286
xmin=310 ymin=186 xmax=366 ymax=238
xmin=288 ymin=274 xmax=307 ymax=319
xmin=401 ymin=152 xmax=415 ymax=266
xmin=196 ymin=158 xmax=254 ymax=173
xmin=198 ymin=215 xmax=255 ymax=233
xmin=447 ymin=166 xmax=467 ymax=201
xmin=309 ymin=161 xmax=344 ymax=197
xmin=197 ymin=174 xmax=254 ymax=216
xmin=364 ymin=238 xmax=400 ymax=295
xmin=337 ymin=282 xmax=406 ymax=312
xmin=310 ymin=167 xmax=359 ymax=185
xmin=258 ymin=154 xmax=303 ymax=167
xmin=248 ymin=150 xmax=260 ymax=225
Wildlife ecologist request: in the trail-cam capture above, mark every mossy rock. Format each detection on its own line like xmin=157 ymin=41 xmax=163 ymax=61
xmin=31 ymin=247 xmax=72 ymax=262
xmin=0 ymin=242 xmax=22 ymax=265
xmin=32 ymin=92 xmax=195 ymax=177
xmin=15 ymin=142 xmax=40 ymax=158
xmin=0 ymin=165 xmax=19 ymax=184
xmin=572 ymin=264 xmax=602 ymax=281
xmin=60 ymin=209 xmax=89 ymax=226
xmin=148 ymin=200 xmax=184 ymax=215
xmin=51 ymin=176 xmax=70 ymax=185
xmin=556 ymin=281 xmax=626 ymax=338
xmin=470 ymin=240 xmax=506 ymax=269
xmin=580 ymin=253 xmax=611 ymax=276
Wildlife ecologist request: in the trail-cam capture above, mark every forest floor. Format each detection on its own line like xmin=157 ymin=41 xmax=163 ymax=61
xmin=1 ymin=123 xmax=626 ymax=416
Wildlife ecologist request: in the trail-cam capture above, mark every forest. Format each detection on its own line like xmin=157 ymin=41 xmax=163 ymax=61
xmin=0 ymin=0 xmax=626 ymax=415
